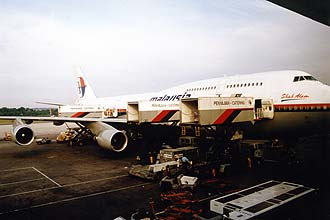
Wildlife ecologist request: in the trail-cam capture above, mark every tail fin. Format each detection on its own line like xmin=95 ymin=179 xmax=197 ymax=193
xmin=75 ymin=66 xmax=97 ymax=104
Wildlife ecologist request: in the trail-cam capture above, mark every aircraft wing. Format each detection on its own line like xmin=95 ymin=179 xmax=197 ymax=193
xmin=0 ymin=116 xmax=127 ymax=124
xmin=36 ymin=101 xmax=66 ymax=106
xmin=0 ymin=116 xmax=128 ymax=152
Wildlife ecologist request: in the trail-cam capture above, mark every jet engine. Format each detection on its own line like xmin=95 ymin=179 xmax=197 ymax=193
xmin=86 ymin=122 xmax=128 ymax=152
xmin=11 ymin=119 xmax=34 ymax=146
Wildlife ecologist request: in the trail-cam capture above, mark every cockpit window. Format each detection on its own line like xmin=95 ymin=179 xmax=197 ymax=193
xmin=304 ymin=76 xmax=317 ymax=81
xmin=293 ymin=75 xmax=317 ymax=82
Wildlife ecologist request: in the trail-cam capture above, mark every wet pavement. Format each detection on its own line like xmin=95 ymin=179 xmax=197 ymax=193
xmin=0 ymin=123 xmax=329 ymax=220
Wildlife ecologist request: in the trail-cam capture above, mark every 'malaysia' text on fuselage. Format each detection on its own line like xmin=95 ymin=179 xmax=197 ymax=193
xmin=150 ymin=92 xmax=191 ymax=101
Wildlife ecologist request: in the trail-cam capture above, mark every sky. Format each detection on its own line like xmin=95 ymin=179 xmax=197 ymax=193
xmin=0 ymin=0 xmax=329 ymax=107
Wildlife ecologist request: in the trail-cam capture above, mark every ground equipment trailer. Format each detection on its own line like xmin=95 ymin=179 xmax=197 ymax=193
xmin=210 ymin=180 xmax=315 ymax=220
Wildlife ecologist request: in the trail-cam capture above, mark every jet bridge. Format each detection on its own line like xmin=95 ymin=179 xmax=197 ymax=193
xmin=180 ymin=97 xmax=259 ymax=125
xmin=210 ymin=180 xmax=315 ymax=220
xmin=127 ymin=101 xmax=180 ymax=123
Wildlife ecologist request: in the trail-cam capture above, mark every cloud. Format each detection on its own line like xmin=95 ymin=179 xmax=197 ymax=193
xmin=0 ymin=0 xmax=329 ymax=107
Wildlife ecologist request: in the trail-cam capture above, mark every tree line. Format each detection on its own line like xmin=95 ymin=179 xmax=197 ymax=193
xmin=0 ymin=107 xmax=58 ymax=116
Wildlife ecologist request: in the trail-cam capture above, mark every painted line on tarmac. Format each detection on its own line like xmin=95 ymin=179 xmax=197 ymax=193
xmin=0 ymin=178 xmax=44 ymax=187
xmin=0 ymin=174 xmax=128 ymax=199
xmin=0 ymin=182 xmax=154 ymax=216
xmin=32 ymin=167 xmax=62 ymax=187
xmin=0 ymin=167 xmax=33 ymax=172
xmin=63 ymin=174 xmax=128 ymax=187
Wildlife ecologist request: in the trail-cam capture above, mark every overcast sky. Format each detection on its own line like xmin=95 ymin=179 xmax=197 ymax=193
xmin=0 ymin=0 xmax=329 ymax=107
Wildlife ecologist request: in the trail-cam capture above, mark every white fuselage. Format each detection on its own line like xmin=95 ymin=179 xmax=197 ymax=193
xmin=79 ymin=70 xmax=330 ymax=110
xmin=77 ymin=70 xmax=330 ymax=138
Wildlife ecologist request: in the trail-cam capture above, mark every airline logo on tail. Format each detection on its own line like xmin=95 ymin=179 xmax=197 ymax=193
xmin=77 ymin=77 xmax=86 ymax=98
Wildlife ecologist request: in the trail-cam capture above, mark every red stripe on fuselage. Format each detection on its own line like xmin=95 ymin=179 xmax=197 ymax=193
xmin=152 ymin=110 xmax=171 ymax=122
xmin=213 ymin=109 xmax=235 ymax=125
xmin=71 ymin=112 xmax=86 ymax=118
xmin=274 ymin=103 xmax=330 ymax=111
xmin=275 ymin=103 xmax=330 ymax=108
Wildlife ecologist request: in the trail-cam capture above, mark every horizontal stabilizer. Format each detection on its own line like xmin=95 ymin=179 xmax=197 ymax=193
xmin=36 ymin=101 xmax=66 ymax=106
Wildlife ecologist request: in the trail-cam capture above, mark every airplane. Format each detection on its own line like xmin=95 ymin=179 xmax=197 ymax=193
xmin=1 ymin=69 xmax=329 ymax=153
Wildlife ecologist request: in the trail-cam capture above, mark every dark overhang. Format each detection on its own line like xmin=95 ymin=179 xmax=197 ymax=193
xmin=267 ymin=0 xmax=330 ymax=26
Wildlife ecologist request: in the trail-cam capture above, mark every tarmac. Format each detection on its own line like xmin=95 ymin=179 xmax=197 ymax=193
xmin=0 ymin=123 xmax=329 ymax=220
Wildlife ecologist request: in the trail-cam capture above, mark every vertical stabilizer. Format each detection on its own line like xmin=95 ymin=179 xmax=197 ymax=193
xmin=75 ymin=67 xmax=97 ymax=104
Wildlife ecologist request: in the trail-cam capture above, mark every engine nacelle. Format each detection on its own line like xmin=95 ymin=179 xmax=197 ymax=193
xmin=86 ymin=122 xmax=128 ymax=152
xmin=11 ymin=119 xmax=34 ymax=146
